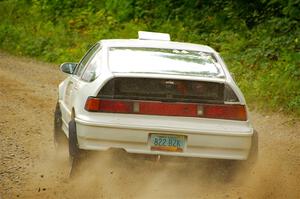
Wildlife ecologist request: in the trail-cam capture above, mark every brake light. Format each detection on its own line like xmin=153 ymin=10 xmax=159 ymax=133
xmin=84 ymin=97 xmax=101 ymax=111
xmin=84 ymin=97 xmax=247 ymax=121
xmin=204 ymin=104 xmax=247 ymax=121
xmin=85 ymin=97 xmax=132 ymax=113
xmin=139 ymin=102 xmax=197 ymax=117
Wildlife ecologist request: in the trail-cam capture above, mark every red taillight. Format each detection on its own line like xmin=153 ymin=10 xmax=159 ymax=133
xmin=85 ymin=97 xmax=247 ymax=121
xmin=203 ymin=104 xmax=247 ymax=121
xmin=139 ymin=102 xmax=197 ymax=117
xmin=85 ymin=97 xmax=132 ymax=113
xmin=84 ymin=97 xmax=101 ymax=111
xmin=99 ymin=100 xmax=132 ymax=113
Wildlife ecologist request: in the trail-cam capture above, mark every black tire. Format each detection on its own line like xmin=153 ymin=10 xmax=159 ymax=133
xmin=54 ymin=101 xmax=67 ymax=149
xmin=68 ymin=119 xmax=80 ymax=159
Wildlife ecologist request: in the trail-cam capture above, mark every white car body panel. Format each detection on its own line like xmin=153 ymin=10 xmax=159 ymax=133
xmin=58 ymin=38 xmax=254 ymax=160
xmin=73 ymin=113 xmax=252 ymax=159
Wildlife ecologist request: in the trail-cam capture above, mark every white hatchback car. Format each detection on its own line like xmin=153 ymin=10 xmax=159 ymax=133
xmin=54 ymin=31 xmax=257 ymax=161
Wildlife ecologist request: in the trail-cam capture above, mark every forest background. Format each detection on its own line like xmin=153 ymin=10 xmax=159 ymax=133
xmin=0 ymin=0 xmax=299 ymax=115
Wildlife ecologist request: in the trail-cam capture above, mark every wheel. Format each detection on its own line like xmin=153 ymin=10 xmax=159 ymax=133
xmin=54 ymin=101 xmax=67 ymax=149
xmin=68 ymin=119 xmax=80 ymax=159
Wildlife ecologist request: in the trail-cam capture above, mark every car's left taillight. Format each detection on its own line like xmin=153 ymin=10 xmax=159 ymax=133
xmin=85 ymin=97 xmax=132 ymax=113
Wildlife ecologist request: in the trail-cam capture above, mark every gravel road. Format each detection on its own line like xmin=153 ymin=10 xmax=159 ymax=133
xmin=0 ymin=52 xmax=299 ymax=199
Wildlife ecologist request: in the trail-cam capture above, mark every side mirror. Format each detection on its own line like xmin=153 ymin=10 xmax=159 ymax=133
xmin=60 ymin=62 xmax=77 ymax=74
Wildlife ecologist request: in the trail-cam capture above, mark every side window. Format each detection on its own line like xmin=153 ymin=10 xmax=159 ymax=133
xmin=74 ymin=43 xmax=100 ymax=77
xmin=82 ymin=48 xmax=102 ymax=82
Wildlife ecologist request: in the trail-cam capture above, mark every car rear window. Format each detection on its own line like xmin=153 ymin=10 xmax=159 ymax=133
xmin=108 ymin=47 xmax=225 ymax=78
xmin=98 ymin=78 xmax=225 ymax=104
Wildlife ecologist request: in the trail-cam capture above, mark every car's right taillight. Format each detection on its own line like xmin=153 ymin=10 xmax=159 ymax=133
xmin=202 ymin=104 xmax=247 ymax=121
xmin=84 ymin=97 xmax=247 ymax=121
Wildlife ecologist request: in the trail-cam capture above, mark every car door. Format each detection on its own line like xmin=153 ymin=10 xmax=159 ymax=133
xmin=63 ymin=43 xmax=101 ymax=123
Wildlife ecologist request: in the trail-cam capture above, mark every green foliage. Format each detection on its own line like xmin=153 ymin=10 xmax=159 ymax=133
xmin=0 ymin=0 xmax=299 ymax=115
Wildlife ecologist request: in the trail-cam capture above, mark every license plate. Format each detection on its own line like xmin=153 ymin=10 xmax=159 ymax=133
xmin=149 ymin=134 xmax=186 ymax=152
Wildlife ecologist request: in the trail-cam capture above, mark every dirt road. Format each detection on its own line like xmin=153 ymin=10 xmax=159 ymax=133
xmin=0 ymin=52 xmax=299 ymax=199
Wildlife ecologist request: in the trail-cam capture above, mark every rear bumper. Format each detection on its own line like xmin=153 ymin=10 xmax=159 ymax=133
xmin=75 ymin=114 xmax=253 ymax=160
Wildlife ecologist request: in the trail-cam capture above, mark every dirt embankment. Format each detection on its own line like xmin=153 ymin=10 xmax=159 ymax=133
xmin=0 ymin=52 xmax=299 ymax=199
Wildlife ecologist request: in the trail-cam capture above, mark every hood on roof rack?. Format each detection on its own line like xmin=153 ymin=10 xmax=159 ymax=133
xmin=138 ymin=31 xmax=170 ymax=41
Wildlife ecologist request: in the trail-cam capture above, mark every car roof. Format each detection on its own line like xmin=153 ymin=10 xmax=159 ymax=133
xmin=99 ymin=39 xmax=216 ymax=53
